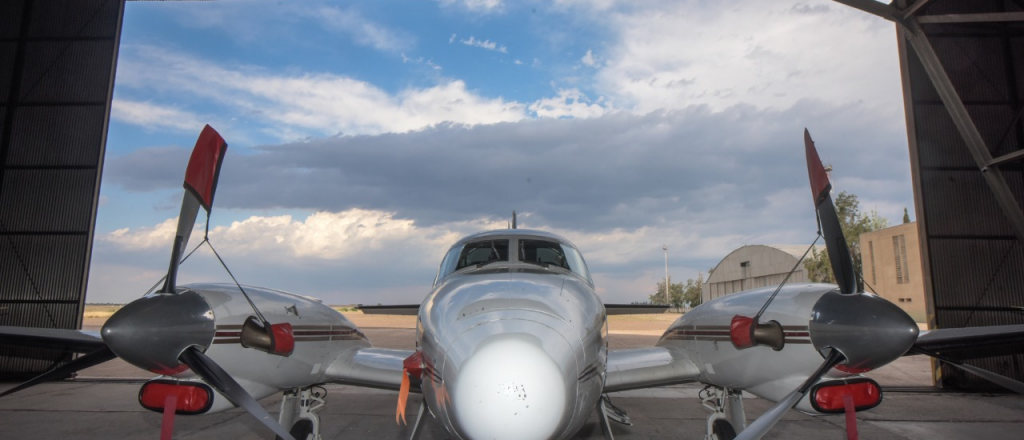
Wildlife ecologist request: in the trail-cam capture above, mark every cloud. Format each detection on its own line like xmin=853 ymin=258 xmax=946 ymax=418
xmin=315 ymin=7 xmax=414 ymax=52
xmin=460 ymin=36 xmax=508 ymax=53
xmin=106 ymin=99 xmax=912 ymax=236
xmin=438 ymin=0 xmax=505 ymax=14
xmin=581 ymin=49 xmax=598 ymax=67
xmin=90 ymin=209 xmax=507 ymax=303
xmin=528 ymin=89 xmax=609 ymax=119
xmin=401 ymin=53 xmax=443 ymax=71
xmin=587 ymin=1 xmax=903 ymax=114
xmin=103 ymin=209 xmax=467 ymax=260
xmin=115 ymin=46 xmax=527 ymax=138
xmin=111 ymin=100 xmax=205 ymax=132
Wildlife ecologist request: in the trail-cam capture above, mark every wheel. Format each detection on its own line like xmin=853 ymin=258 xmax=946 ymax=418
xmin=275 ymin=419 xmax=313 ymax=440
xmin=712 ymin=418 xmax=737 ymax=440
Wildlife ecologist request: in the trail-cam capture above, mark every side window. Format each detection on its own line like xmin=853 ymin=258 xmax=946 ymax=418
xmin=562 ymin=245 xmax=593 ymax=285
xmin=435 ymin=245 xmax=464 ymax=285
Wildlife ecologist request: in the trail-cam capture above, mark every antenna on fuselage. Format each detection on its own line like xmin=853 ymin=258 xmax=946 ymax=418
xmin=512 ymin=210 xmax=517 ymax=229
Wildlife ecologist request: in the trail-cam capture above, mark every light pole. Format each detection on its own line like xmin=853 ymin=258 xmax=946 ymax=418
xmin=663 ymin=245 xmax=669 ymax=305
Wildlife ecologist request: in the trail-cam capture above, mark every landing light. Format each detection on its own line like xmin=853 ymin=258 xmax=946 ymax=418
xmin=139 ymin=380 xmax=214 ymax=414
xmin=810 ymin=378 xmax=882 ymax=413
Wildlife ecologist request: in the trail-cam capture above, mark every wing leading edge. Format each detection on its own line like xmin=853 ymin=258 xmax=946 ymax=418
xmin=323 ymin=347 xmax=418 ymax=391
xmin=604 ymin=346 xmax=700 ymax=393
xmin=358 ymin=304 xmax=670 ymax=316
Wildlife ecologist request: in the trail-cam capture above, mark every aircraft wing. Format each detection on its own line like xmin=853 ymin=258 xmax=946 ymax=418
xmin=603 ymin=346 xmax=701 ymax=393
xmin=357 ymin=305 xmax=420 ymax=315
xmin=323 ymin=347 xmax=418 ymax=391
xmin=0 ymin=326 xmax=106 ymax=353
xmin=359 ymin=304 xmax=671 ymax=316
xmin=911 ymin=324 xmax=1024 ymax=360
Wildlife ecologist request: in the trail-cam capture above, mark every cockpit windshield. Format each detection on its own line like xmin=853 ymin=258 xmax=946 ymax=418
xmin=434 ymin=236 xmax=593 ymax=286
xmin=453 ymin=240 xmax=509 ymax=271
xmin=519 ymin=239 xmax=593 ymax=284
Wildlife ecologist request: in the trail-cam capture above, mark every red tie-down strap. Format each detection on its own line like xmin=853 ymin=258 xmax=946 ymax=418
xmin=161 ymin=394 xmax=178 ymax=440
xmin=843 ymin=394 xmax=859 ymax=440
xmin=397 ymin=351 xmax=424 ymax=425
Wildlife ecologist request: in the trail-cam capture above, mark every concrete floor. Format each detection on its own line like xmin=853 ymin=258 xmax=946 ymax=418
xmin=1 ymin=327 xmax=1022 ymax=439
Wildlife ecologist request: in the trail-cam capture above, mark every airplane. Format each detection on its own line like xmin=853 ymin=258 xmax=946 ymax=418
xmin=1 ymin=125 xmax=1023 ymax=440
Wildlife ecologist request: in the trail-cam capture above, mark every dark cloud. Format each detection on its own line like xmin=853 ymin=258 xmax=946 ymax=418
xmin=106 ymin=100 xmax=911 ymax=233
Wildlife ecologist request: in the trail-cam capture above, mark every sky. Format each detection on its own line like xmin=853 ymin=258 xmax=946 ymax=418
xmin=87 ymin=0 xmax=915 ymax=305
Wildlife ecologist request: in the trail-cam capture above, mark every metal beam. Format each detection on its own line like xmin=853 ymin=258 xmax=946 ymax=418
xmin=902 ymin=0 xmax=935 ymax=20
xmin=831 ymin=0 xmax=902 ymax=22
xmin=918 ymin=12 xmax=1024 ymax=24
xmin=987 ymin=149 xmax=1024 ymax=169
xmin=902 ymin=20 xmax=1024 ymax=245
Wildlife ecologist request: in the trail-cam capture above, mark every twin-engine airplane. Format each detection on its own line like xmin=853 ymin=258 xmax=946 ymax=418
xmin=2 ymin=126 xmax=1024 ymax=440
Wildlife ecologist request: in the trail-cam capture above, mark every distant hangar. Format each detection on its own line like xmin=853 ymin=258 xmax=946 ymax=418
xmin=702 ymin=245 xmax=811 ymax=304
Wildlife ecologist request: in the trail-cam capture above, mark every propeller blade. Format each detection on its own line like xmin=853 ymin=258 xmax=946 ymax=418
xmin=913 ymin=348 xmax=1024 ymax=394
xmin=736 ymin=348 xmax=846 ymax=440
xmin=804 ymin=129 xmax=857 ymax=294
xmin=178 ymin=347 xmax=294 ymax=440
xmin=0 ymin=346 xmax=116 ymax=398
xmin=161 ymin=125 xmax=228 ymax=294
xmin=947 ymin=361 xmax=1024 ymax=395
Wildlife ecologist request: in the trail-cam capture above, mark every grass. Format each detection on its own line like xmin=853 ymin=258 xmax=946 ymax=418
xmin=83 ymin=304 xmax=122 ymax=319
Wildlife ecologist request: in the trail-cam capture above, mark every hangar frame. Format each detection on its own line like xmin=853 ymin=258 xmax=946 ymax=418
xmin=836 ymin=0 xmax=1024 ymax=389
xmin=0 ymin=0 xmax=124 ymax=379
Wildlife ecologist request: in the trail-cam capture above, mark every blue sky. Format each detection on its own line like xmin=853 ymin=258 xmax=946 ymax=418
xmin=88 ymin=0 xmax=915 ymax=305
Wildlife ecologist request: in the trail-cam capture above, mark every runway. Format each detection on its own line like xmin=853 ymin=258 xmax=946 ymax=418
xmin=1 ymin=315 xmax=1022 ymax=439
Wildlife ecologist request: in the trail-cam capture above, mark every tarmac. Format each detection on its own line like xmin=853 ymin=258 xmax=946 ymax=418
xmin=1 ymin=315 xmax=1022 ymax=439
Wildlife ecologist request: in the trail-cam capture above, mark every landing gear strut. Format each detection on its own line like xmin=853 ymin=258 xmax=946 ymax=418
xmin=701 ymin=386 xmax=745 ymax=440
xmin=276 ymin=386 xmax=326 ymax=440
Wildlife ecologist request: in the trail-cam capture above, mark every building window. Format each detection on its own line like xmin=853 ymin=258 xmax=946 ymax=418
xmin=868 ymin=241 xmax=876 ymax=286
xmin=893 ymin=234 xmax=909 ymax=284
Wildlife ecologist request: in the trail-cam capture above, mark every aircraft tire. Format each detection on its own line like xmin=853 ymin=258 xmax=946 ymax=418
xmin=712 ymin=419 xmax=737 ymax=440
xmin=275 ymin=419 xmax=313 ymax=440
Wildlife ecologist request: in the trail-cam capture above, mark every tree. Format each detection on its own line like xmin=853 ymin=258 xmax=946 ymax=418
xmin=903 ymin=207 xmax=911 ymax=224
xmin=803 ymin=191 xmax=889 ymax=290
xmin=649 ymin=279 xmax=679 ymax=307
xmin=650 ymin=277 xmax=703 ymax=311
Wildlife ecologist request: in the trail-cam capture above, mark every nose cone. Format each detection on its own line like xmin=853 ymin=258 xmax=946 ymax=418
xmin=810 ymin=290 xmax=919 ymax=372
xmin=449 ymin=333 xmax=572 ymax=440
xmin=102 ymin=290 xmax=215 ymax=374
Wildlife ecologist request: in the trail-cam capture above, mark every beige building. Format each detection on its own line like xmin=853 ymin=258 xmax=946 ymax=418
xmin=860 ymin=222 xmax=926 ymax=323
xmin=703 ymin=245 xmax=812 ymax=303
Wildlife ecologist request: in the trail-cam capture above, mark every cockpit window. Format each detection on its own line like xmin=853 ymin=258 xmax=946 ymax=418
xmin=454 ymin=240 xmax=509 ymax=271
xmin=519 ymin=239 xmax=593 ymax=284
xmin=434 ymin=239 xmax=511 ymax=285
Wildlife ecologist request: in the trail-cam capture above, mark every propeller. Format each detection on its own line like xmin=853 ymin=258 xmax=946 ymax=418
xmin=179 ymin=347 xmax=294 ymax=439
xmin=804 ymin=128 xmax=857 ymax=294
xmin=161 ymin=124 xmax=227 ymax=294
xmin=735 ymin=349 xmax=846 ymax=440
xmin=733 ymin=130 xmax=921 ymax=440
xmin=0 ymin=347 xmax=115 ymax=399
xmin=0 ymin=125 xmax=295 ymax=440
xmin=911 ymin=347 xmax=1024 ymax=394
xmin=734 ymin=129 xmax=1024 ymax=440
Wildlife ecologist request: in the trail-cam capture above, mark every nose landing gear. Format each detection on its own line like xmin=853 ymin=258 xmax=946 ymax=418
xmin=276 ymin=387 xmax=326 ymax=440
xmin=701 ymin=386 xmax=745 ymax=440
